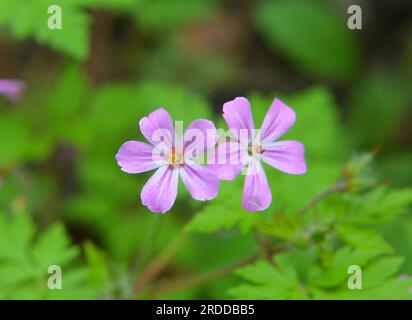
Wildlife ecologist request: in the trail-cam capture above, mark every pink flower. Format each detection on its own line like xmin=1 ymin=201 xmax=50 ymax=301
xmin=0 ymin=79 xmax=25 ymax=102
xmin=116 ymin=108 xmax=219 ymax=213
xmin=210 ymin=97 xmax=307 ymax=211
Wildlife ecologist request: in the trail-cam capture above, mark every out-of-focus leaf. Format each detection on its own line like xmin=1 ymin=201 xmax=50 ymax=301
xmin=0 ymin=212 xmax=95 ymax=299
xmin=0 ymin=0 xmax=136 ymax=60
xmin=228 ymin=258 xmax=304 ymax=299
xmin=312 ymin=256 xmax=412 ymax=300
xmin=254 ymin=0 xmax=359 ymax=80
xmin=135 ymin=81 xmax=212 ymax=125
xmin=310 ymin=247 xmax=379 ymax=288
xmin=230 ymin=248 xmax=411 ymax=300
xmin=0 ymin=0 xmax=90 ymax=60
xmin=0 ymin=115 xmax=32 ymax=166
xmin=348 ymin=72 xmax=409 ymax=148
xmin=84 ymin=241 xmax=110 ymax=288
xmin=329 ymin=187 xmax=412 ymax=225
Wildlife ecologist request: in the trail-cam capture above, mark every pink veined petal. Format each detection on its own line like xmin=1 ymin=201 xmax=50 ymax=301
xmin=0 ymin=80 xmax=25 ymax=102
xmin=115 ymin=140 xmax=162 ymax=174
xmin=139 ymin=108 xmax=175 ymax=147
xmin=141 ymin=166 xmax=179 ymax=213
xmin=261 ymin=140 xmax=307 ymax=175
xmin=260 ymin=98 xmax=296 ymax=144
xmin=184 ymin=119 xmax=217 ymax=158
xmin=179 ymin=161 xmax=219 ymax=201
xmin=223 ymin=97 xmax=255 ymax=141
xmin=208 ymin=141 xmax=247 ymax=180
xmin=242 ymin=159 xmax=272 ymax=211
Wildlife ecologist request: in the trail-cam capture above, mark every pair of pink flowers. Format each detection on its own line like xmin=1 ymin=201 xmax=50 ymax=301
xmin=116 ymin=97 xmax=307 ymax=213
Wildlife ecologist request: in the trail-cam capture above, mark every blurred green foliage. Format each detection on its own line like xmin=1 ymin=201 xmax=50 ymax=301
xmin=0 ymin=212 xmax=93 ymax=299
xmin=255 ymin=0 xmax=360 ymax=81
xmin=0 ymin=0 xmax=411 ymax=300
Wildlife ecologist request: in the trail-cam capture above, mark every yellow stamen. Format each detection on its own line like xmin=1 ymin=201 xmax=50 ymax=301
xmin=167 ymin=147 xmax=184 ymax=166
xmin=247 ymin=144 xmax=265 ymax=156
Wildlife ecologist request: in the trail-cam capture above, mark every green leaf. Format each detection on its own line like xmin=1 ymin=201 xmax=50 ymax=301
xmin=362 ymin=256 xmax=405 ymax=289
xmin=0 ymin=0 xmax=91 ymax=60
xmin=229 ymin=258 xmax=303 ymax=299
xmin=229 ymin=250 xmax=319 ymax=299
xmin=83 ymin=81 xmax=211 ymax=146
xmin=84 ymin=241 xmax=110 ymax=288
xmin=0 ymin=0 xmax=136 ymax=60
xmin=310 ymin=247 xmax=379 ymax=288
xmin=44 ymin=64 xmax=87 ymax=124
xmin=312 ymin=256 xmax=411 ymax=300
xmin=348 ymin=72 xmax=409 ymax=147
xmin=86 ymin=84 xmax=147 ymax=142
xmin=135 ymin=81 xmax=212 ymax=125
xmin=33 ymin=224 xmax=79 ymax=271
xmin=335 ymin=225 xmax=393 ymax=254
xmin=0 ymin=212 xmax=95 ymax=299
xmin=254 ymin=0 xmax=359 ymax=80
xmin=0 ymin=114 xmax=41 ymax=166
xmin=256 ymin=213 xmax=302 ymax=241
xmin=338 ymin=187 xmax=412 ymax=225
xmin=0 ymin=213 xmax=35 ymax=263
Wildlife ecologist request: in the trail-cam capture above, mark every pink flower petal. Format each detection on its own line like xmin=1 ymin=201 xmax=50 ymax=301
xmin=260 ymin=98 xmax=296 ymax=144
xmin=184 ymin=119 xmax=217 ymax=158
xmin=242 ymin=159 xmax=272 ymax=211
xmin=0 ymin=80 xmax=25 ymax=102
xmin=139 ymin=108 xmax=175 ymax=147
xmin=223 ymin=97 xmax=255 ymax=141
xmin=208 ymin=141 xmax=247 ymax=180
xmin=261 ymin=140 xmax=307 ymax=174
xmin=179 ymin=161 xmax=219 ymax=201
xmin=141 ymin=166 xmax=179 ymax=213
xmin=116 ymin=141 xmax=162 ymax=174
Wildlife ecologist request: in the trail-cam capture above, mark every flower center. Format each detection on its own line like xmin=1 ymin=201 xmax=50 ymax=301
xmin=247 ymin=144 xmax=265 ymax=156
xmin=166 ymin=147 xmax=184 ymax=167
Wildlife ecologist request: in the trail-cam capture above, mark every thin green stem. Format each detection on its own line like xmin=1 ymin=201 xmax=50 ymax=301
xmin=147 ymin=245 xmax=290 ymax=297
xmin=297 ymin=181 xmax=348 ymax=216
xmin=133 ymin=230 xmax=189 ymax=296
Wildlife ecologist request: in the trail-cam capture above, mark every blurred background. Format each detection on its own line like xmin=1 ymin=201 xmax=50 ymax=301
xmin=0 ymin=0 xmax=411 ymax=299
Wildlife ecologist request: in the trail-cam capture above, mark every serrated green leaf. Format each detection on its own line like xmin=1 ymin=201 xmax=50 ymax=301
xmin=33 ymin=224 xmax=79 ymax=270
xmin=0 ymin=212 xmax=95 ymax=299
xmin=336 ymin=225 xmax=393 ymax=254
xmin=310 ymin=247 xmax=379 ymax=288
xmin=229 ymin=258 xmax=302 ymax=299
